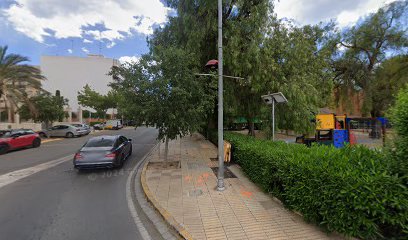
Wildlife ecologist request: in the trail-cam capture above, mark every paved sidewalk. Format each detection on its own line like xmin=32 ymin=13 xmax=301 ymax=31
xmin=142 ymin=134 xmax=343 ymax=240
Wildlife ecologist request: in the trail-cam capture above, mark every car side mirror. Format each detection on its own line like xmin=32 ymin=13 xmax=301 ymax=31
xmin=128 ymin=139 xmax=132 ymax=142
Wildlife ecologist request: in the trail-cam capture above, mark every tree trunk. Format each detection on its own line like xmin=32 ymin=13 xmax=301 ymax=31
xmin=164 ymin=137 xmax=169 ymax=161
xmin=247 ymin=120 xmax=255 ymax=137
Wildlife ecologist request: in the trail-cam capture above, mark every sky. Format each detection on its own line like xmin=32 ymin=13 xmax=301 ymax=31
xmin=0 ymin=0 xmax=397 ymax=65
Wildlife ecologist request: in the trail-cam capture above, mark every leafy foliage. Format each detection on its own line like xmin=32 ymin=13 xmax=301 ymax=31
xmin=77 ymin=84 xmax=117 ymax=119
xmin=388 ymin=85 xmax=408 ymax=182
xmin=0 ymin=45 xmax=45 ymax=118
xmin=225 ymin=132 xmax=408 ymax=239
xmin=110 ymin=47 xmax=215 ymax=141
xmin=19 ymin=92 xmax=67 ymax=127
xmin=333 ymin=1 xmax=408 ymax=116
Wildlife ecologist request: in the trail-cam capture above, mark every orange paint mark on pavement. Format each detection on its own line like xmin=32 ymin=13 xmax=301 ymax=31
xmin=184 ymin=175 xmax=192 ymax=182
xmin=240 ymin=190 xmax=253 ymax=198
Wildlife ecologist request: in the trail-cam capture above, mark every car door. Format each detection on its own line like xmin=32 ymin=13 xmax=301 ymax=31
xmin=19 ymin=130 xmax=33 ymax=146
xmin=9 ymin=131 xmax=24 ymax=148
xmin=116 ymin=137 xmax=126 ymax=157
xmin=48 ymin=125 xmax=60 ymax=137
xmin=60 ymin=125 xmax=71 ymax=137
xmin=120 ymin=136 xmax=130 ymax=155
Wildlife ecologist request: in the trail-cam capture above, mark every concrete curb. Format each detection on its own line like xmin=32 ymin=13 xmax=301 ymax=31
xmin=140 ymin=148 xmax=194 ymax=240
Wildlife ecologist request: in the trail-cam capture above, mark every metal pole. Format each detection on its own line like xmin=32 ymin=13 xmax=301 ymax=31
xmin=272 ymin=99 xmax=275 ymax=141
xmin=217 ymin=0 xmax=225 ymax=191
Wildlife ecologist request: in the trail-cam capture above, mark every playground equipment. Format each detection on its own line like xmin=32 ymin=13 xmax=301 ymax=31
xmin=297 ymin=114 xmax=387 ymax=148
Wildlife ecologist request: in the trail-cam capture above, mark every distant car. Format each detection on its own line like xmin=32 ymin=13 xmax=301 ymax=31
xmin=105 ymin=120 xmax=123 ymax=130
xmin=40 ymin=124 xmax=85 ymax=138
xmin=71 ymin=123 xmax=91 ymax=135
xmin=93 ymin=122 xmax=106 ymax=130
xmin=0 ymin=129 xmax=41 ymax=154
xmin=73 ymin=135 xmax=132 ymax=169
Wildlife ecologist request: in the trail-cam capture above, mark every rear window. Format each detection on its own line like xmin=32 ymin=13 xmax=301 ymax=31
xmin=84 ymin=138 xmax=115 ymax=147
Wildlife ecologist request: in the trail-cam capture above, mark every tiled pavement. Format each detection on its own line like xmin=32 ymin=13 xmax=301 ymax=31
xmin=143 ymin=134 xmax=343 ymax=240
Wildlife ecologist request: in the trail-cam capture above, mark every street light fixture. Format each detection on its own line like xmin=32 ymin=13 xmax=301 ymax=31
xmin=261 ymin=92 xmax=288 ymax=141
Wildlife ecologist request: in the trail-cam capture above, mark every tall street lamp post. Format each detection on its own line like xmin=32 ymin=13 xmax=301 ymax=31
xmin=217 ymin=0 xmax=225 ymax=191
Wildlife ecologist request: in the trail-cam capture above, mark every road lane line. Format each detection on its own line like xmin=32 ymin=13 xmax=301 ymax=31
xmin=42 ymin=138 xmax=64 ymax=143
xmin=0 ymin=155 xmax=73 ymax=189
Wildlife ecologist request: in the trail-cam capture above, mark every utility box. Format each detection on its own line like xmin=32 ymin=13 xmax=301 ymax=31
xmin=316 ymin=114 xmax=335 ymax=130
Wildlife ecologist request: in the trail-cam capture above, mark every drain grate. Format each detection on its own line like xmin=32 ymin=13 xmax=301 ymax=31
xmin=210 ymin=157 xmax=218 ymax=161
xmin=147 ymin=161 xmax=180 ymax=170
xmin=210 ymin=167 xmax=237 ymax=178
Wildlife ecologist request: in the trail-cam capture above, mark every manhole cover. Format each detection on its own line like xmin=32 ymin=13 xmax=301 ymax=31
xmin=189 ymin=189 xmax=203 ymax=197
xmin=147 ymin=161 xmax=180 ymax=170
xmin=210 ymin=167 xmax=237 ymax=178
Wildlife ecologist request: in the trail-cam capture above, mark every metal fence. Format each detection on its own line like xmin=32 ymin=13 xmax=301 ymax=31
xmin=347 ymin=118 xmax=386 ymax=148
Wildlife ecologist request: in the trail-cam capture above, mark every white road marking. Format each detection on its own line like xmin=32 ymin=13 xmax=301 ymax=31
xmin=0 ymin=155 xmax=73 ymax=189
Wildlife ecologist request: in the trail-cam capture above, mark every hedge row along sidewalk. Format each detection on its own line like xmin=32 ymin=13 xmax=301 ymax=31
xmin=225 ymin=132 xmax=408 ymax=240
xmin=141 ymin=133 xmax=343 ymax=240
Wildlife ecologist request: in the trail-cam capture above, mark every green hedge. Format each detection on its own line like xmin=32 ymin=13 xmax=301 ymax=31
xmin=224 ymin=132 xmax=407 ymax=239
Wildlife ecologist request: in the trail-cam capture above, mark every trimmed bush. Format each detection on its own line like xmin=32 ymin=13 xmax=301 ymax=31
xmin=225 ymin=132 xmax=408 ymax=239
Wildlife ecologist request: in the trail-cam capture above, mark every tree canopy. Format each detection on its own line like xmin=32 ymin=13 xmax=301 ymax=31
xmin=0 ymin=45 xmax=45 ymax=119
xmin=333 ymin=0 xmax=408 ymax=116
xmin=77 ymin=84 xmax=118 ymax=119
xmin=19 ymin=92 xmax=67 ymax=127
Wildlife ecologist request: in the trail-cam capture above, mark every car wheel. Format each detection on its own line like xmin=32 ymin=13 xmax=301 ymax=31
xmin=66 ymin=132 xmax=74 ymax=138
xmin=0 ymin=144 xmax=9 ymax=155
xmin=32 ymin=138 xmax=41 ymax=148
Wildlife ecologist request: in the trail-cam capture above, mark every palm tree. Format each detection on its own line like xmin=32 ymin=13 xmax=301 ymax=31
xmin=0 ymin=46 xmax=45 ymax=122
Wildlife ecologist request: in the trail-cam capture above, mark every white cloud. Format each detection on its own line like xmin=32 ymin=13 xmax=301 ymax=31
xmin=119 ymin=56 xmax=140 ymax=64
xmin=275 ymin=0 xmax=397 ymax=27
xmin=67 ymin=49 xmax=73 ymax=54
xmin=2 ymin=0 xmax=170 ymax=43
xmin=81 ymin=47 xmax=89 ymax=54
xmin=106 ymin=42 xmax=116 ymax=49
xmin=83 ymin=39 xmax=92 ymax=44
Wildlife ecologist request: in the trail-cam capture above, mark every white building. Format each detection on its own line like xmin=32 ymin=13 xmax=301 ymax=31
xmin=40 ymin=54 xmax=119 ymax=111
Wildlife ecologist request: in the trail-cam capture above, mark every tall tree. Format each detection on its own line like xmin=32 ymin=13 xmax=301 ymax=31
xmin=77 ymin=85 xmax=117 ymax=119
xmin=372 ymin=55 xmax=408 ymax=115
xmin=333 ymin=0 xmax=408 ymax=116
xmin=19 ymin=93 xmax=68 ymax=128
xmin=0 ymin=45 xmax=45 ymax=121
xmin=110 ymin=47 xmax=215 ymax=159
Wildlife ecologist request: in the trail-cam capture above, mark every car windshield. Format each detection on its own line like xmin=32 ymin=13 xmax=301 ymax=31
xmin=84 ymin=138 xmax=114 ymax=147
xmin=72 ymin=124 xmax=82 ymax=127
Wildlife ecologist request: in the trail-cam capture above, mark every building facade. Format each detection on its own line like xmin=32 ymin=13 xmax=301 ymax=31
xmin=40 ymin=54 xmax=119 ymax=111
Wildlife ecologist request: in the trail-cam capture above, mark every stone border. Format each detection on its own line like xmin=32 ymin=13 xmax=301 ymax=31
xmin=140 ymin=150 xmax=194 ymax=240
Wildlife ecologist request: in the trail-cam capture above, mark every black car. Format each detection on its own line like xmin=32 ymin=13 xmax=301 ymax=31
xmin=73 ymin=135 xmax=132 ymax=169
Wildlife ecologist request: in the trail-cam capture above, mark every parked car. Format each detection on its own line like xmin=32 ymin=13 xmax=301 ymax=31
xmin=71 ymin=123 xmax=91 ymax=135
xmin=73 ymin=135 xmax=132 ymax=169
xmin=105 ymin=119 xmax=123 ymax=130
xmin=0 ymin=129 xmax=41 ymax=154
xmin=39 ymin=124 xmax=85 ymax=138
xmin=93 ymin=122 xmax=106 ymax=130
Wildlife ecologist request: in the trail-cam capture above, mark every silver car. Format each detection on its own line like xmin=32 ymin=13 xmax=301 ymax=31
xmin=71 ymin=123 xmax=91 ymax=136
xmin=42 ymin=124 xmax=84 ymax=138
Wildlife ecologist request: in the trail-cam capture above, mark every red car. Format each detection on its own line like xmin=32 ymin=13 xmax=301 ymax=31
xmin=0 ymin=129 xmax=41 ymax=154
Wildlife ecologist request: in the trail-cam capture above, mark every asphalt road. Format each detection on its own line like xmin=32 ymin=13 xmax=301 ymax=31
xmin=0 ymin=127 xmax=158 ymax=240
